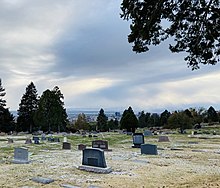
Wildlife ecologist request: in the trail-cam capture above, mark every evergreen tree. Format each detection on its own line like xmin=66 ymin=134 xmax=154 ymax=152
xmin=121 ymin=0 xmax=220 ymax=69
xmin=0 ymin=79 xmax=6 ymax=107
xmin=108 ymin=118 xmax=119 ymax=130
xmin=0 ymin=106 xmax=15 ymax=133
xmin=34 ymin=86 xmax=68 ymax=132
xmin=0 ymin=79 xmax=15 ymax=132
xmin=207 ymin=106 xmax=218 ymax=123
xmin=148 ymin=113 xmax=160 ymax=127
xmin=120 ymin=106 xmax=138 ymax=133
xmin=17 ymin=82 xmax=38 ymax=133
xmin=160 ymin=110 xmax=171 ymax=127
xmin=138 ymin=111 xmax=147 ymax=128
xmin=96 ymin=108 xmax=108 ymax=131
xmin=75 ymin=113 xmax=89 ymax=130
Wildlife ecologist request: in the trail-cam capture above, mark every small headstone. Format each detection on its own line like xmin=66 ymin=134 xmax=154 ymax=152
xmin=12 ymin=147 xmax=30 ymax=164
xmin=31 ymin=177 xmax=54 ymax=184
xmin=158 ymin=136 xmax=170 ymax=142
xmin=63 ymin=136 xmax=67 ymax=142
xmin=7 ymin=138 xmax=14 ymax=144
xmin=41 ymin=133 xmax=47 ymax=141
xmin=92 ymin=140 xmax=112 ymax=151
xmin=141 ymin=144 xmax=158 ymax=155
xmin=132 ymin=133 xmax=144 ymax=148
xmin=144 ymin=130 xmax=153 ymax=136
xmin=54 ymin=137 xmax=60 ymax=142
xmin=63 ymin=142 xmax=71 ymax=150
xmin=127 ymin=132 xmax=133 ymax=135
xmin=33 ymin=136 xmax=40 ymax=144
xmin=78 ymin=148 xmax=112 ymax=173
xmin=25 ymin=138 xmax=32 ymax=144
xmin=78 ymin=144 xmax=86 ymax=150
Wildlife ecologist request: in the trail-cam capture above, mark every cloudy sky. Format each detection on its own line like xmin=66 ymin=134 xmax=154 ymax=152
xmin=1 ymin=0 xmax=220 ymax=113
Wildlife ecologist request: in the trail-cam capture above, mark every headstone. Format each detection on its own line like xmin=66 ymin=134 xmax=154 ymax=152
xmin=127 ymin=132 xmax=133 ymax=135
xmin=132 ymin=133 xmax=144 ymax=148
xmin=63 ymin=136 xmax=67 ymax=142
xmin=54 ymin=137 xmax=60 ymax=142
xmin=41 ymin=133 xmax=47 ymax=141
xmin=63 ymin=142 xmax=71 ymax=150
xmin=12 ymin=147 xmax=30 ymax=164
xmin=7 ymin=138 xmax=14 ymax=144
xmin=33 ymin=136 xmax=40 ymax=144
xmin=25 ymin=138 xmax=32 ymax=144
xmin=92 ymin=140 xmax=112 ymax=151
xmin=141 ymin=144 xmax=158 ymax=155
xmin=144 ymin=130 xmax=153 ymax=136
xmin=78 ymin=148 xmax=112 ymax=173
xmin=158 ymin=136 xmax=170 ymax=142
xmin=78 ymin=144 xmax=86 ymax=150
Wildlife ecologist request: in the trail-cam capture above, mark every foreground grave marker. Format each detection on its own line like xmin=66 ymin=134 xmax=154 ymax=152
xmin=141 ymin=144 xmax=158 ymax=155
xmin=78 ymin=148 xmax=112 ymax=173
xmin=12 ymin=147 xmax=30 ymax=164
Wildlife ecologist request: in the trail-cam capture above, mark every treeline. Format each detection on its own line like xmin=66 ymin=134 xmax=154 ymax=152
xmin=0 ymin=78 xmax=220 ymax=133
xmin=0 ymin=79 xmax=68 ymax=133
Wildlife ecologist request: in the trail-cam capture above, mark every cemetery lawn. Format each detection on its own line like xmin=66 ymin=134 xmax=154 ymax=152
xmin=0 ymin=130 xmax=220 ymax=188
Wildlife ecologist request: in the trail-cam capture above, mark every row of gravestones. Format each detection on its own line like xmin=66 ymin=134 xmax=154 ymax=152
xmin=7 ymin=136 xmax=61 ymax=144
xmin=12 ymin=146 xmax=112 ymax=174
xmin=132 ymin=133 xmax=170 ymax=155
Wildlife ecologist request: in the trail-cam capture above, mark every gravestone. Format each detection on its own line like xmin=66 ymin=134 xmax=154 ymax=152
xmin=7 ymin=138 xmax=14 ymax=144
xmin=78 ymin=148 xmax=112 ymax=173
xmin=141 ymin=144 xmax=158 ymax=155
xmin=132 ymin=133 xmax=144 ymax=148
xmin=63 ymin=136 xmax=67 ymax=142
xmin=78 ymin=144 xmax=86 ymax=150
xmin=33 ymin=136 xmax=40 ymax=144
xmin=25 ymin=138 xmax=32 ymax=144
xmin=158 ymin=136 xmax=170 ymax=142
xmin=144 ymin=130 xmax=153 ymax=136
xmin=92 ymin=140 xmax=112 ymax=151
xmin=63 ymin=142 xmax=71 ymax=150
xmin=12 ymin=147 xmax=30 ymax=164
xmin=54 ymin=137 xmax=60 ymax=142
xmin=41 ymin=133 xmax=47 ymax=141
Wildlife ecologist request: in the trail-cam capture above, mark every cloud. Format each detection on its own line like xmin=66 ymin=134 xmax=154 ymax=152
xmin=0 ymin=0 xmax=220 ymax=113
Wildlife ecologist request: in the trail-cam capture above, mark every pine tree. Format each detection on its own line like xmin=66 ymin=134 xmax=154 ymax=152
xmin=96 ymin=108 xmax=108 ymax=131
xmin=34 ymin=86 xmax=68 ymax=132
xmin=0 ymin=79 xmax=6 ymax=107
xmin=0 ymin=79 xmax=15 ymax=132
xmin=17 ymin=82 xmax=39 ymax=133
xmin=120 ymin=106 xmax=138 ymax=133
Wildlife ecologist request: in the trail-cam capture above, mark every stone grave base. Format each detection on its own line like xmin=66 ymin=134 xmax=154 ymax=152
xmin=132 ymin=145 xmax=141 ymax=148
xmin=78 ymin=165 xmax=112 ymax=174
xmin=12 ymin=159 xmax=30 ymax=164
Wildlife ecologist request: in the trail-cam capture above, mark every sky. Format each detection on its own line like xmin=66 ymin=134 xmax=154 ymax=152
xmin=1 ymin=0 xmax=220 ymax=113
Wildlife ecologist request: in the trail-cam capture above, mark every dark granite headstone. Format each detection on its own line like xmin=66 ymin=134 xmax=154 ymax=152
xmin=12 ymin=147 xmax=30 ymax=164
xmin=78 ymin=144 xmax=86 ymax=150
xmin=158 ymin=136 xmax=170 ymax=142
xmin=141 ymin=144 xmax=158 ymax=155
xmin=63 ymin=142 xmax=71 ymax=150
xmin=132 ymin=133 xmax=144 ymax=148
xmin=33 ymin=136 xmax=40 ymax=144
xmin=92 ymin=140 xmax=112 ymax=151
xmin=82 ymin=148 xmax=107 ymax=168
